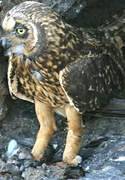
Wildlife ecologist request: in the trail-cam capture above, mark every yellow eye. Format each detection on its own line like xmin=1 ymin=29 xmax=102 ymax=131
xmin=17 ymin=28 xmax=26 ymax=35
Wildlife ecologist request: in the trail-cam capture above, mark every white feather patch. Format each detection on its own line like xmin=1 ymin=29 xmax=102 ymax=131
xmin=59 ymin=70 xmax=80 ymax=112
xmin=15 ymin=44 xmax=24 ymax=56
xmin=2 ymin=16 xmax=15 ymax=31
xmin=8 ymin=59 xmax=14 ymax=98
xmin=33 ymin=71 xmax=42 ymax=81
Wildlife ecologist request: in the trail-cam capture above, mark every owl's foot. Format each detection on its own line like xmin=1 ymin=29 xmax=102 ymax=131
xmin=31 ymin=139 xmax=45 ymax=160
xmin=63 ymin=155 xmax=82 ymax=166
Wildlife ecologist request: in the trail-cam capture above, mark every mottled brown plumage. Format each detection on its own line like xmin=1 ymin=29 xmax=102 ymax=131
xmin=1 ymin=1 xmax=125 ymax=165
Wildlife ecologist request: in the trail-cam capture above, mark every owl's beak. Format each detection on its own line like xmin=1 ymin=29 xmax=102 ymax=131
xmin=0 ymin=25 xmax=12 ymax=50
xmin=0 ymin=26 xmax=24 ymax=57
xmin=0 ymin=28 xmax=12 ymax=56
xmin=0 ymin=36 xmax=11 ymax=49
xmin=0 ymin=37 xmax=12 ymax=56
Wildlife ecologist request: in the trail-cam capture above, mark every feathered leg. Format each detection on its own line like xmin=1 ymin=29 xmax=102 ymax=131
xmin=32 ymin=99 xmax=56 ymax=160
xmin=63 ymin=104 xmax=83 ymax=165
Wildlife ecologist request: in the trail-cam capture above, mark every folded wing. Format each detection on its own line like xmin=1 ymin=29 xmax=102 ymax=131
xmin=59 ymin=54 xmax=123 ymax=113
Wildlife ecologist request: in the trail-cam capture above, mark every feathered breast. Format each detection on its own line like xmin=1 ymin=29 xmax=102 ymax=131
xmin=8 ymin=55 xmax=68 ymax=107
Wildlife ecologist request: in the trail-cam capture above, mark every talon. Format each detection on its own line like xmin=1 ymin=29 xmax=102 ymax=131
xmin=31 ymin=140 xmax=45 ymax=161
xmin=63 ymin=155 xmax=82 ymax=166
xmin=31 ymin=148 xmax=44 ymax=161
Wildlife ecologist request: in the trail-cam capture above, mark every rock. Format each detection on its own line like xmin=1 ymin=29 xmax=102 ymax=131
xmin=24 ymin=166 xmax=65 ymax=180
xmin=2 ymin=164 xmax=21 ymax=176
xmin=64 ymin=166 xmax=85 ymax=179
xmin=82 ymin=166 xmax=125 ymax=180
xmin=0 ymin=48 xmax=8 ymax=121
xmin=0 ymin=159 xmax=6 ymax=169
xmin=24 ymin=167 xmax=50 ymax=180
xmin=18 ymin=148 xmax=32 ymax=160
xmin=0 ymin=175 xmax=10 ymax=180
xmin=12 ymin=176 xmax=23 ymax=180
xmin=79 ymin=116 xmax=125 ymax=179
xmin=0 ymin=97 xmax=8 ymax=121
xmin=52 ymin=144 xmax=58 ymax=150
xmin=40 ymin=0 xmax=86 ymax=20
xmin=6 ymin=139 xmax=19 ymax=158
xmin=40 ymin=0 xmax=102 ymax=21
xmin=0 ymin=0 xmax=98 ymax=22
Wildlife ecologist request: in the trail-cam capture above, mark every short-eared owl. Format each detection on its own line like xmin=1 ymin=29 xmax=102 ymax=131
xmin=1 ymin=1 xmax=125 ymax=165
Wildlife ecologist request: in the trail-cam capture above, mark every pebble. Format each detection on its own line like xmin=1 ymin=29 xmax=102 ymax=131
xmin=52 ymin=144 xmax=58 ymax=150
xmin=21 ymin=171 xmax=26 ymax=179
xmin=6 ymin=139 xmax=19 ymax=158
xmin=12 ymin=176 xmax=23 ymax=180
xmin=20 ymin=165 xmax=25 ymax=172
xmin=2 ymin=164 xmax=21 ymax=176
xmin=64 ymin=166 xmax=85 ymax=179
xmin=18 ymin=148 xmax=32 ymax=160
xmin=23 ymin=160 xmax=32 ymax=168
xmin=113 ymin=156 xmax=125 ymax=161
xmin=7 ymin=158 xmax=21 ymax=167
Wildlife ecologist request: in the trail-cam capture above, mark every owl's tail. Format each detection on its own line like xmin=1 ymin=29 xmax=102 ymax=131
xmin=87 ymin=98 xmax=125 ymax=117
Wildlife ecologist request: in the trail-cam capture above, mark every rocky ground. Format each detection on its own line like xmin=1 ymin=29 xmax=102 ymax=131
xmin=1 ymin=0 xmax=125 ymax=179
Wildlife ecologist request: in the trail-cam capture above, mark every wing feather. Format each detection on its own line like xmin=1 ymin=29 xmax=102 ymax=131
xmin=59 ymin=54 xmax=123 ymax=113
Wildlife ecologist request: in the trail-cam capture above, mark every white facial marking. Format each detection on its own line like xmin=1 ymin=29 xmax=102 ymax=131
xmin=1 ymin=37 xmax=7 ymax=47
xmin=5 ymin=49 xmax=12 ymax=56
xmin=28 ymin=22 xmax=38 ymax=46
xmin=8 ymin=59 xmax=15 ymax=98
xmin=2 ymin=16 xmax=15 ymax=31
xmin=15 ymin=44 xmax=24 ymax=56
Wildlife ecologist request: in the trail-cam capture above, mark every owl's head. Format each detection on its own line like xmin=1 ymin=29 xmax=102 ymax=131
xmin=0 ymin=1 xmax=67 ymax=58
